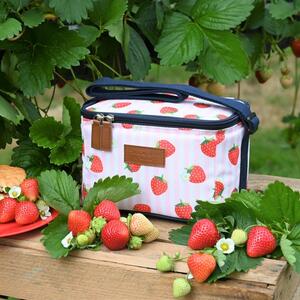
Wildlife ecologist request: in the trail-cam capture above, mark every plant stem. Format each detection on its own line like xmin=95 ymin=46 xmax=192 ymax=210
xmin=291 ymin=56 xmax=299 ymax=116
xmin=91 ymin=55 xmax=122 ymax=77
xmin=87 ymin=56 xmax=102 ymax=79
xmin=54 ymin=71 xmax=87 ymax=101
xmin=70 ymin=67 xmax=87 ymax=101
xmin=237 ymin=81 xmax=241 ymax=99
xmin=43 ymin=85 xmax=56 ymax=116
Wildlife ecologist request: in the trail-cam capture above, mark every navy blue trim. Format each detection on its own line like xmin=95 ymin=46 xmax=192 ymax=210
xmin=239 ymin=132 xmax=250 ymax=190
xmin=86 ymin=77 xmax=259 ymax=134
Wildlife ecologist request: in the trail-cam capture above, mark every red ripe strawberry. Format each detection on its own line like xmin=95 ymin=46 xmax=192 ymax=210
xmin=15 ymin=201 xmax=39 ymax=225
xmin=187 ymin=165 xmax=206 ymax=183
xmin=217 ymin=114 xmax=229 ymax=120
xmin=20 ymin=178 xmax=39 ymax=201
xmin=133 ymin=203 xmax=151 ymax=213
xmin=94 ymin=200 xmax=121 ymax=221
xmin=291 ymin=39 xmax=300 ymax=57
xmin=125 ymin=163 xmax=141 ymax=172
xmin=101 ymin=219 xmax=130 ymax=250
xmin=193 ymin=103 xmax=210 ymax=108
xmin=68 ymin=210 xmax=91 ymax=236
xmin=175 ymin=201 xmax=192 ymax=219
xmin=228 ymin=145 xmax=240 ymax=165
xmin=122 ymin=123 xmax=133 ymax=129
xmin=89 ymin=155 xmax=103 ymax=173
xmin=215 ymin=130 xmax=225 ymax=144
xmin=151 ymin=176 xmax=168 ymax=195
xmin=0 ymin=197 xmax=17 ymax=223
xmin=157 ymin=140 xmax=175 ymax=157
xmin=201 ymin=139 xmax=218 ymax=157
xmin=247 ymin=226 xmax=276 ymax=257
xmin=213 ymin=181 xmax=224 ymax=199
xmin=255 ymin=69 xmax=272 ymax=84
xmin=112 ymin=102 xmax=131 ymax=108
xmin=188 ymin=219 xmax=220 ymax=250
xmin=187 ymin=253 xmax=216 ymax=282
xmin=160 ymin=107 xmax=178 ymax=114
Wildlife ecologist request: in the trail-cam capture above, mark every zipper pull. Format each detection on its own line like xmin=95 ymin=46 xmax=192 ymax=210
xmin=91 ymin=114 xmax=104 ymax=150
xmin=101 ymin=114 xmax=113 ymax=151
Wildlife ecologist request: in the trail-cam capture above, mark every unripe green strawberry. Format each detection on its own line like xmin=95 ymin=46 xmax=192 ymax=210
xmin=231 ymin=229 xmax=248 ymax=245
xmin=128 ymin=236 xmax=143 ymax=250
xmin=156 ymin=254 xmax=174 ymax=272
xmin=172 ymin=278 xmax=191 ymax=298
xmin=91 ymin=217 xmax=106 ymax=234
xmin=120 ymin=217 xmax=128 ymax=224
xmin=76 ymin=229 xmax=96 ymax=246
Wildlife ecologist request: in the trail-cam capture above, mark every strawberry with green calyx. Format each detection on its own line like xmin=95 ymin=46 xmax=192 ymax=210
xmin=128 ymin=236 xmax=143 ymax=250
xmin=91 ymin=217 xmax=106 ymax=234
xmin=172 ymin=278 xmax=191 ymax=298
xmin=93 ymin=199 xmax=120 ymax=221
xmin=0 ymin=197 xmax=17 ymax=223
xmin=255 ymin=67 xmax=272 ymax=84
xmin=156 ymin=253 xmax=176 ymax=272
xmin=130 ymin=213 xmax=154 ymax=236
xmin=207 ymin=82 xmax=226 ymax=96
xmin=213 ymin=180 xmax=224 ymax=200
xmin=112 ymin=101 xmax=131 ymax=108
xmin=246 ymin=226 xmax=276 ymax=258
xmin=201 ymin=138 xmax=217 ymax=157
xmin=68 ymin=210 xmax=91 ymax=236
xmin=160 ymin=107 xmax=178 ymax=114
xmin=88 ymin=155 xmax=103 ymax=173
xmin=20 ymin=178 xmax=39 ymax=202
xmin=125 ymin=163 xmax=141 ymax=172
xmin=15 ymin=201 xmax=40 ymax=225
xmin=231 ymin=229 xmax=248 ymax=246
xmin=216 ymin=130 xmax=225 ymax=144
xmin=156 ymin=140 xmax=176 ymax=157
xmin=76 ymin=229 xmax=96 ymax=247
xmin=175 ymin=201 xmax=192 ymax=219
xmin=143 ymin=226 xmax=160 ymax=243
xmin=228 ymin=145 xmax=239 ymax=165
xmin=188 ymin=219 xmax=220 ymax=250
xmin=186 ymin=165 xmax=206 ymax=183
xmin=187 ymin=253 xmax=217 ymax=282
xmin=280 ymin=74 xmax=294 ymax=89
xmin=151 ymin=175 xmax=168 ymax=195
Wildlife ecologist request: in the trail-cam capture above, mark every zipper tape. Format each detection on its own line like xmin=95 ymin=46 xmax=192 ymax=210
xmin=85 ymin=77 xmax=259 ymax=134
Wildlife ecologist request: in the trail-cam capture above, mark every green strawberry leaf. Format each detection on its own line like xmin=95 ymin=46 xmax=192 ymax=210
xmin=214 ymin=250 xmax=226 ymax=268
xmin=155 ymin=12 xmax=204 ymax=66
xmin=83 ymin=175 xmax=140 ymax=214
xmin=21 ymin=8 xmax=44 ymax=28
xmin=0 ymin=95 xmax=21 ymax=124
xmin=260 ymin=181 xmax=300 ymax=228
xmin=77 ymin=24 xmax=100 ymax=46
xmin=5 ymin=0 xmax=30 ymax=11
xmin=29 ymin=117 xmax=64 ymax=149
xmin=62 ymin=96 xmax=81 ymax=137
xmin=169 ymin=224 xmax=192 ymax=246
xmin=38 ymin=170 xmax=80 ymax=216
xmin=11 ymin=138 xmax=53 ymax=177
xmin=41 ymin=215 xmax=70 ymax=259
xmin=267 ymin=0 xmax=295 ymax=20
xmin=0 ymin=116 xmax=16 ymax=149
xmin=280 ymin=235 xmax=296 ymax=266
xmin=192 ymin=0 xmax=254 ymax=30
xmin=0 ymin=18 xmax=22 ymax=41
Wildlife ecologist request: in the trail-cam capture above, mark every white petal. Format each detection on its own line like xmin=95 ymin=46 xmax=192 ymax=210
xmin=187 ymin=273 xmax=194 ymax=280
xmin=216 ymin=238 xmax=235 ymax=254
xmin=8 ymin=186 xmax=21 ymax=198
xmin=0 ymin=194 xmax=5 ymax=200
xmin=61 ymin=232 xmax=74 ymax=248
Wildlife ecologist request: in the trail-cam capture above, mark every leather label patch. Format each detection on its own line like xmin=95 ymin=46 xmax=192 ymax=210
xmin=91 ymin=120 xmax=101 ymax=150
xmin=91 ymin=120 xmax=112 ymax=151
xmin=124 ymin=145 xmax=165 ymax=168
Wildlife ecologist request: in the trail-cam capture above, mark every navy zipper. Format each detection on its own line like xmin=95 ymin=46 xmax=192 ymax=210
xmin=82 ymin=108 xmax=240 ymax=130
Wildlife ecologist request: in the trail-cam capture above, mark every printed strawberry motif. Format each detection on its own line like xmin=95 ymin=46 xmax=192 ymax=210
xmin=89 ymin=155 xmax=103 ymax=173
xmin=151 ymin=175 xmax=168 ymax=195
xmin=160 ymin=107 xmax=178 ymax=114
xmin=156 ymin=140 xmax=175 ymax=157
xmin=20 ymin=178 xmax=39 ymax=202
xmin=186 ymin=165 xmax=206 ymax=183
xmin=15 ymin=201 xmax=40 ymax=225
xmin=122 ymin=123 xmax=133 ymax=129
xmin=188 ymin=219 xmax=220 ymax=250
xmin=151 ymin=100 xmax=164 ymax=103
xmin=217 ymin=114 xmax=229 ymax=120
xmin=128 ymin=110 xmax=142 ymax=114
xmin=125 ymin=163 xmax=141 ymax=172
xmin=68 ymin=210 xmax=91 ymax=236
xmin=179 ymin=114 xmax=200 ymax=131
xmin=133 ymin=203 xmax=151 ymax=213
xmin=175 ymin=201 xmax=192 ymax=219
xmin=201 ymin=138 xmax=218 ymax=157
xmin=246 ymin=226 xmax=276 ymax=257
xmin=213 ymin=180 xmax=224 ymax=199
xmin=122 ymin=110 xmax=142 ymax=129
xmin=193 ymin=102 xmax=210 ymax=108
xmin=94 ymin=199 xmax=121 ymax=221
xmin=101 ymin=219 xmax=130 ymax=250
xmin=187 ymin=253 xmax=216 ymax=282
xmin=0 ymin=197 xmax=17 ymax=223
xmin=112 ymin=102 xmax=131 ymax=108
xmin=228 ymin=145 xmax=240 ymax=165
xmin=215 ymin=130 xmax=225 ymax=144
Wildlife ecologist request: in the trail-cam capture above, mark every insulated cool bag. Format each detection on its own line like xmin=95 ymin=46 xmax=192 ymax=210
xmin=81 ymin=77 xmax=259 ymax=220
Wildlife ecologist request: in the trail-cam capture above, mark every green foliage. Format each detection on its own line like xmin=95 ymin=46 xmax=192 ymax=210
xmin=38 ymin=170 xmax=80 ymax=216
xmin=21 ymin=8 xmax=44 ymax=28
xmin=83 ymin=175 xmax=141 ymax=214
xmin=0 ymin=18 xmax=22 ymax=40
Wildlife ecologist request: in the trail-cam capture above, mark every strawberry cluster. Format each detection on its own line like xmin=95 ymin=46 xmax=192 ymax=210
xmin=0 ymin=178 xmax=50 ymax=225
xmin=66 ymin=200 xmax=159 ymax=251
xmin=159 ymin=218 xmax=277 ymax=298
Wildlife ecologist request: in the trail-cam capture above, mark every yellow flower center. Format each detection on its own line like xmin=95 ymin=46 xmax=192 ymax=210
xmin=12 ymin=192 xmax=18 ymax=197
xmin=221 ymin=243 xmax=229 ymax=251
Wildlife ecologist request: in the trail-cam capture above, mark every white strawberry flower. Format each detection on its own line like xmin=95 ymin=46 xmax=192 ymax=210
xmin=61 ymin=232 xmax=74 ymax=248
xmin=8 ymin=186 xmax=21 ymax=198
xmin=216 ymin=238 xmax=235 ymax=254
xmin=40 ymin=206 xmax=52 ymax=220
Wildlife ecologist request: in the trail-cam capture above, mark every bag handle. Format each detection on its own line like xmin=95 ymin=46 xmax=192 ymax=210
xmin=86 ymin=77 xmax=259 ymax=133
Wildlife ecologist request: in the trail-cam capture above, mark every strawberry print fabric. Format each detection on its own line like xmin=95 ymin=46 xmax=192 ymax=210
xmin=81 ymin=96 xmax=245 ymax=219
